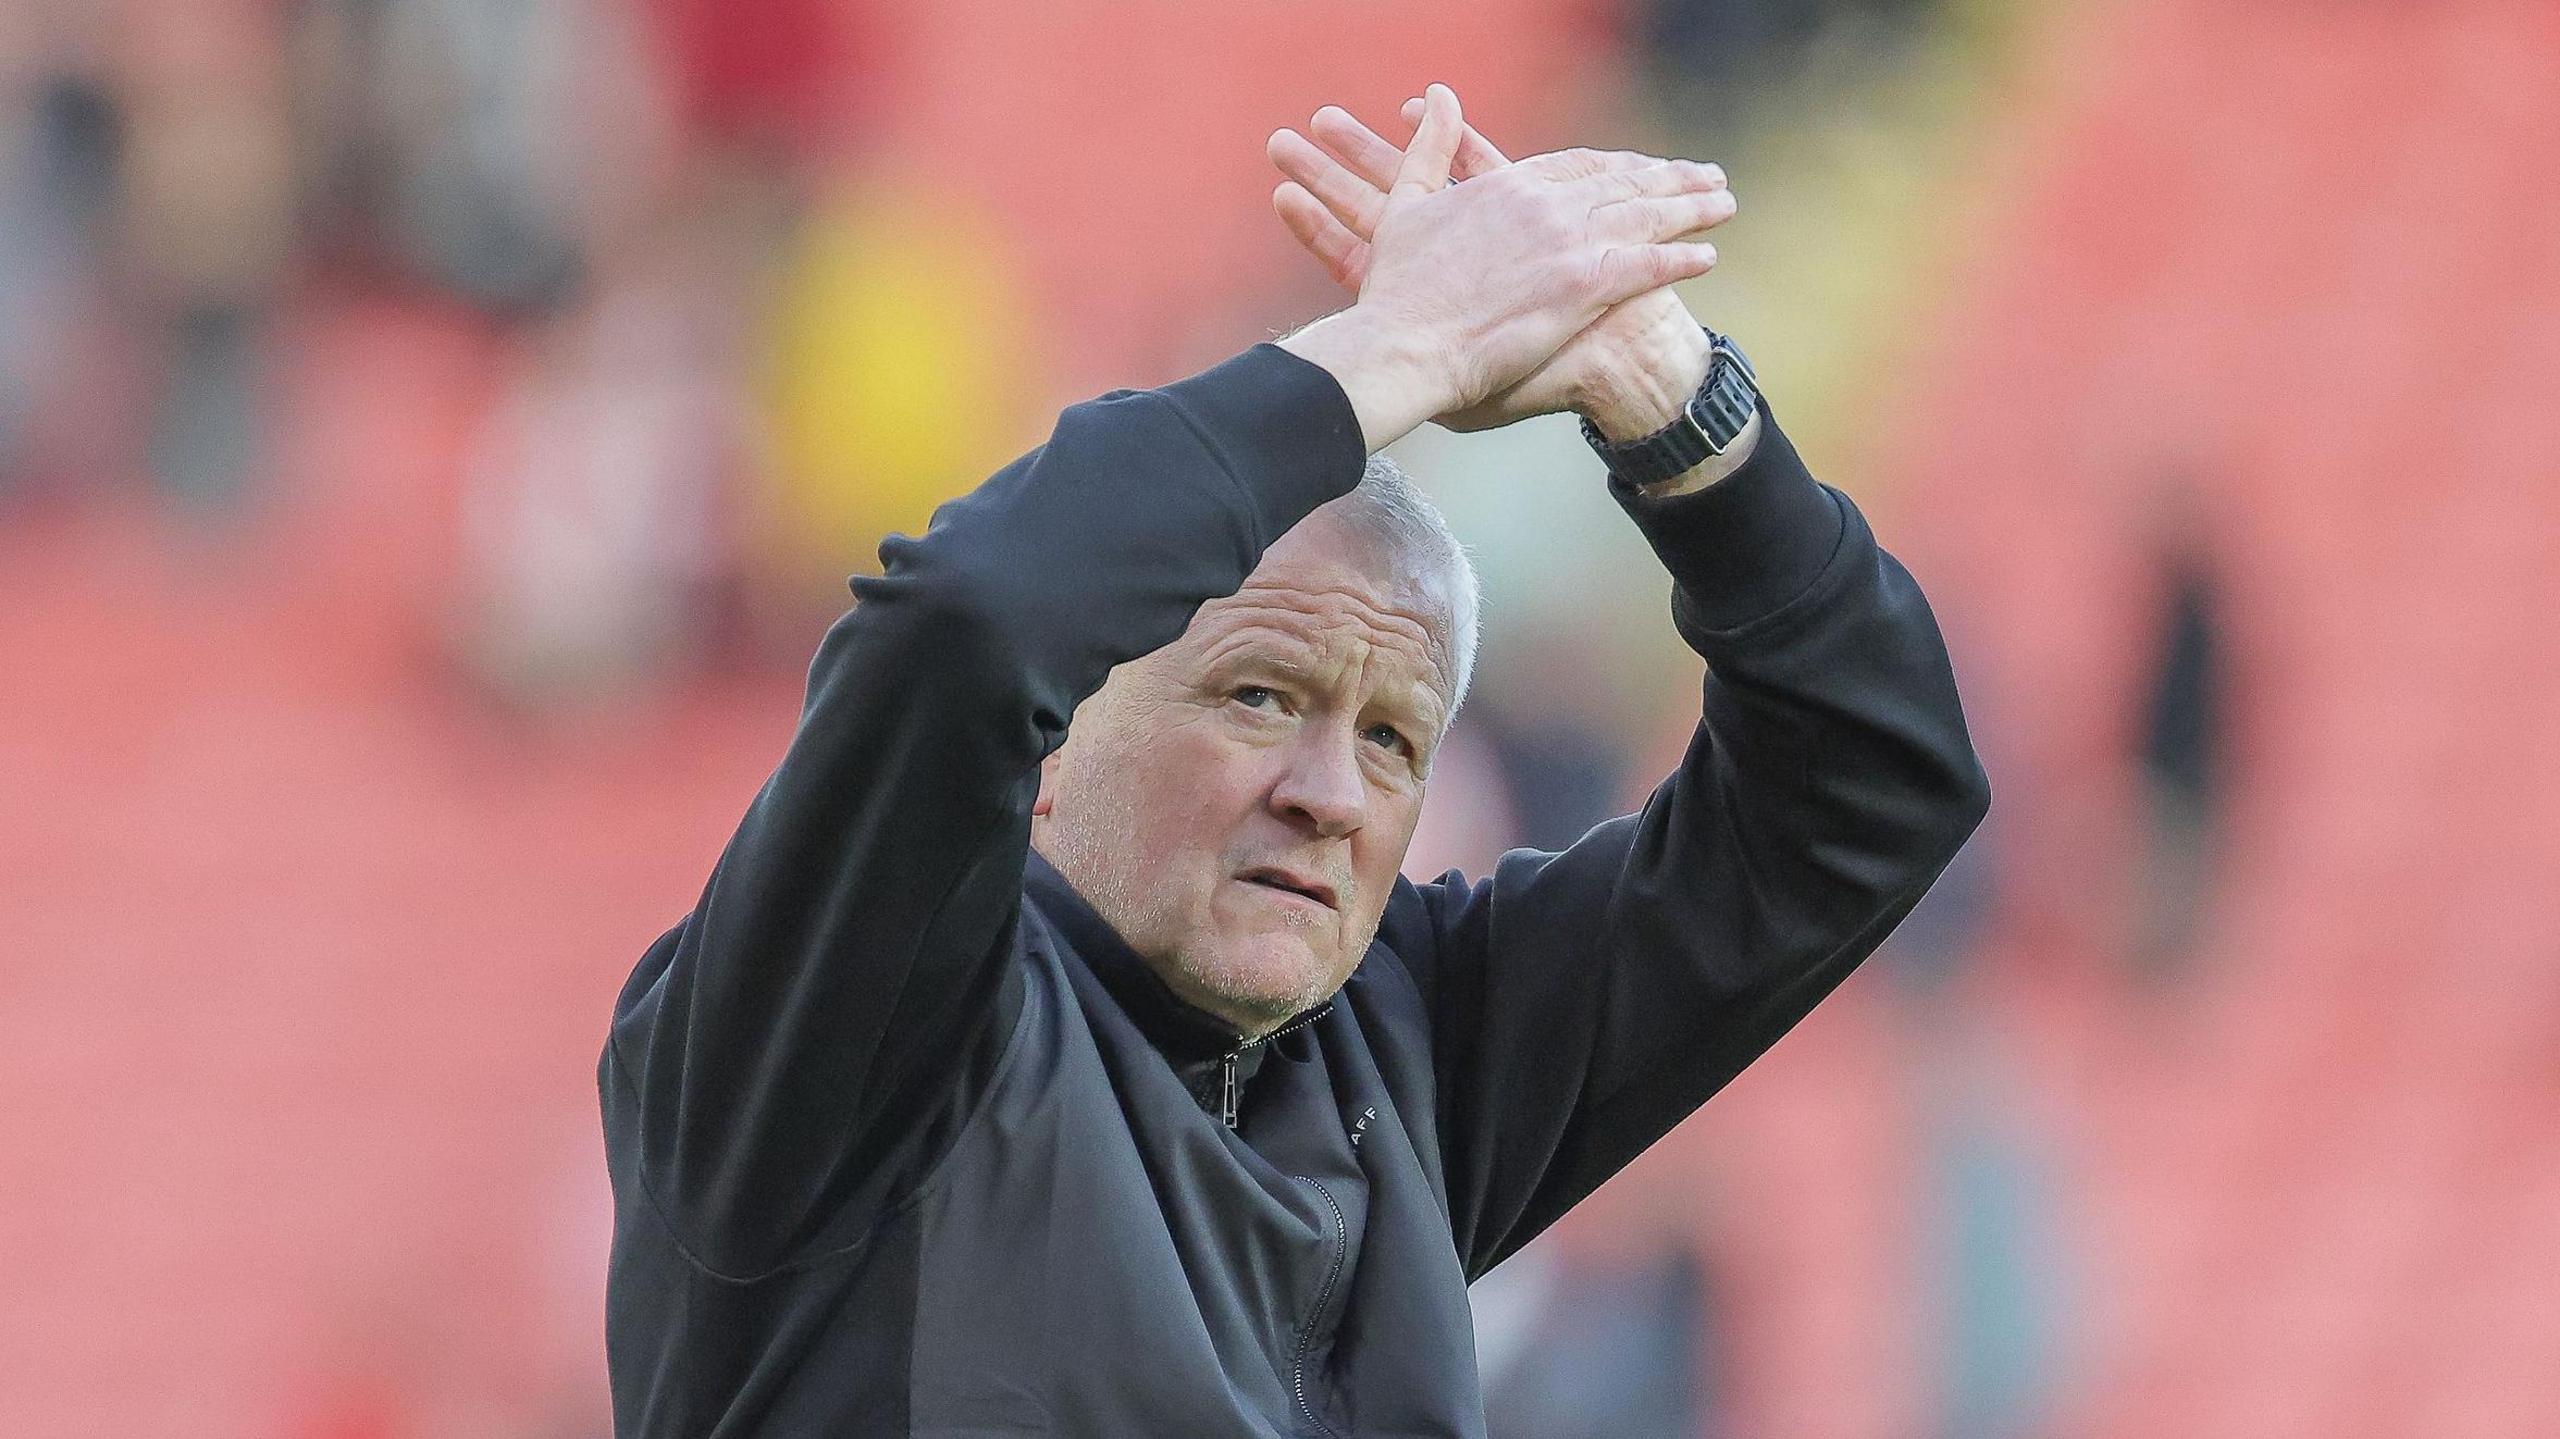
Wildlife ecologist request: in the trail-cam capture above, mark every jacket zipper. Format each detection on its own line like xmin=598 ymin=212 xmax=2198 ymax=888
xmin=1291 ymin=1176 xmax=1348 ymax=1439
xmin=1212 ymin=1004 xmax=1331 ymax=1130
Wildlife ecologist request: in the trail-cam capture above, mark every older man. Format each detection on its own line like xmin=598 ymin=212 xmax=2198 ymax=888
xmin=601 ymin=87 xmax=1987 ymax=1436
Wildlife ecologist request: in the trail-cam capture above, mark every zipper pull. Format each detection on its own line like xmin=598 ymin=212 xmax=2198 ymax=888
xmin=1218 ymin=1051 xmax=1241 ymax=1129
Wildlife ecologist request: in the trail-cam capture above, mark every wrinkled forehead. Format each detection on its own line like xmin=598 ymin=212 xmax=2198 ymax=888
xmin=1187 ymin=513 xmax=1458 ymax=703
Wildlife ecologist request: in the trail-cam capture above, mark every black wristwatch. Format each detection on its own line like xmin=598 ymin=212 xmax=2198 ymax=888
xmin=1579 ymin=329 xmax=1759 ymax=487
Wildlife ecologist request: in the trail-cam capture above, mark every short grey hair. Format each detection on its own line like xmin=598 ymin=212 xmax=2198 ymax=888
xmin=1325 ymin=455 xmax=1481 ymax=719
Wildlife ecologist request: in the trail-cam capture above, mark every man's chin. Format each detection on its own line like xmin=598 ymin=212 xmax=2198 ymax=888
xmin=1171 ymin=934 xmax=1343 ymax=1033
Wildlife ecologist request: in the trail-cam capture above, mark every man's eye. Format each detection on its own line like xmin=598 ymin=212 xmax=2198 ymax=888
xmin=1232 ymin=686 xmax=1278 ymax=709
xmin=1364 ymin=723 xmax=1413 ymax=756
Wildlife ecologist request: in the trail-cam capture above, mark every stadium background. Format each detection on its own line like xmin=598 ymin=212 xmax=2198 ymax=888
xmin=6 ymin=0 xmax=2558 ymax=1433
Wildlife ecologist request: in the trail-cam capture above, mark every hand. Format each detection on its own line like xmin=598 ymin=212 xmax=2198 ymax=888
xmin=1270 ymin=99 xmax=1734 ymax=436
xmin=1274 ymin=85 xmax=1732 ymax=450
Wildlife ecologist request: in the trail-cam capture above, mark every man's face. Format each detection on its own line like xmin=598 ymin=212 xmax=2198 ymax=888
xmin=1032 ymin=508 xmax=1456 ymax=1037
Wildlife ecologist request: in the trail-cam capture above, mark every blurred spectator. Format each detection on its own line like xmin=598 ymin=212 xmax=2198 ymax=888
xmin=0 ymin=64 xmax=121 ymax=501
xmin=648 ymin=0 xmax=873 ymax=164
xmin=1474 ymin=1244 xmax=1723 ymax=1439
xmin=2130 ymin=498 xmax=2229 ymax=988
xmin=451 ymin=229 xmax=757 ymax=712
xmin=757 ymin=178 xmax=1036 ymax=608
xmin=1637 ymin=0 xmax=1942 ymax=123
xmin=1914 ymin=1059 xmax=2069 ymax=1439
xmin=1470 ymin=690 xmax=1633 ymax=852
xmin=116 ymin=0 xmax=294 ymax=518
xmin=304 ymin=0 xmax=591 ymax=310
xmin=1888 ymin=682 xmax=2073 ymax=1438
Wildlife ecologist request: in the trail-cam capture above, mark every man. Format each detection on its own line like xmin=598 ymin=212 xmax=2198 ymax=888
xmin=601 ymin=86 xmax=1987 ymax=1435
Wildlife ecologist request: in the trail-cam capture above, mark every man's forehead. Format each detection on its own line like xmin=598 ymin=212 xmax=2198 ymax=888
xmin=1243 ymin=511 xmax=1442 ymax=622
xmin=1195 ymin=574 xmax=1440 ymax=660
xmin=1185 ymin=519 xmax=1456 ymax=699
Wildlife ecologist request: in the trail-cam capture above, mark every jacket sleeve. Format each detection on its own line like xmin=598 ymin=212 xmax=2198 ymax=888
xmin=1380 ymin=403 xmax=1991 ymax=1280
xmin=600 ymin=345 xmax=1367 ymax=1276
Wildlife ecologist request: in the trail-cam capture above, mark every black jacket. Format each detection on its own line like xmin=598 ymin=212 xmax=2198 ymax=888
xmin=601 ymin=343 xmax=1988 ymax=1436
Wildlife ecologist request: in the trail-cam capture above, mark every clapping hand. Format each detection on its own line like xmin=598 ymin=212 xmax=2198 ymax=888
xmin=1272 ymin=85 xmax=1732 ymax=451
xmin=1270 ymin=98 xmax=1733 ymax=437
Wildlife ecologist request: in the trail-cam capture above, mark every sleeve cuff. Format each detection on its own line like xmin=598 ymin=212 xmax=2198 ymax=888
xmin=1610 ymin=398 xmax=1846 ymax=635
xmin=1154 ymin=342 xmax=1371 ymax=550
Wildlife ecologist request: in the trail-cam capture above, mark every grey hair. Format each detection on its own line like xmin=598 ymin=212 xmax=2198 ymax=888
xmin=1325 ymin=455 xmax=1481 ymax=720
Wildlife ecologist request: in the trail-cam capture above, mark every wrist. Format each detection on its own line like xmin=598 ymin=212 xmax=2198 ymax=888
xmin=1575 ymin=297 xmax=1712 ymax=442
xmin=1634 ymin=408 xmax=1761 ymax=497
xmin=1276 ymin=307 xmax=1456 ymax=453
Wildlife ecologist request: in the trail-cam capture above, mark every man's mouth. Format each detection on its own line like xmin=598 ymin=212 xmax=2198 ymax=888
xmin=1236 ymin=867 xmax=1340 ymax=911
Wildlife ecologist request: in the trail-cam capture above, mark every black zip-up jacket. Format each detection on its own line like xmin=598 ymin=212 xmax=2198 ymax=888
xmin=601 ymin=343 xmax=1988 ymax=1436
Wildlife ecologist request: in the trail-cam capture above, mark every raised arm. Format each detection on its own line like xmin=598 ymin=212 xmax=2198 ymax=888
xmin=1272 ymin=99 xmax=1986 ymax=1276
xmin=1384 ymin=405 xmax=1989 ymax=1277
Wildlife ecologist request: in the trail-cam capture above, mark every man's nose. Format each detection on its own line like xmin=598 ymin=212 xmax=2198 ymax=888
xmin=1269 ymin=726 xmax=1367 ymax=838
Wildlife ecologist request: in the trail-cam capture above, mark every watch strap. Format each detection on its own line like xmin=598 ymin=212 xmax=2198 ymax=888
xmin=1580 ymin=331 xmax=1759 ymax=488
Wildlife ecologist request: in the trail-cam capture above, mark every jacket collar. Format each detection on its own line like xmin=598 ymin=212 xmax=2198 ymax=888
xmin=1023 ymin=850 xmax=1330 ymax=1096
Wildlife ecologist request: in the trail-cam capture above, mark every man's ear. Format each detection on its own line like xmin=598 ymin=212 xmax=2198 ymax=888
xmin=1032 ymin=749 xmax=1062 ymax=818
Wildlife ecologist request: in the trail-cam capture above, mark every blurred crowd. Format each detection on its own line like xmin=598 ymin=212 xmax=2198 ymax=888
xmin=4 ymin=0 xmax=949 ymax=710
xmin=31 ymin=0 xmax=2461 ymax=1434
xmin=0 ymin=0 xmax=1952 ymax=710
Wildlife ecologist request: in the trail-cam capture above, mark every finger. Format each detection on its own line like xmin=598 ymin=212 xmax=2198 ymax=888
xmin=1570 ymin=157 xmax=1729 ymax=204
xmin=1269 ymin=127 xmax=1386 ymax=238
xmin=1273 ymin=182 xmax=1370 ymax=290
xmin=1593 ymin=241 xmax=1719 ymax=304
xmin=1399 ymin=96 xmax=1512 ymax=178
xmin=1307 ymin=106 xmax=1406 ymax=190
xmin=1590 ymin=187 xmax=1741 ymax=245
xmin=1389 ymin=83 xmax=1462 ymax=196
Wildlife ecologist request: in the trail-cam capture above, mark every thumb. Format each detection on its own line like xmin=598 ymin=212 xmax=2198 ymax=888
xmin=1389 ymin=83 xmax=1462 ymax=197
xmin=1401 ymin=96 xmax=1512 ymax=178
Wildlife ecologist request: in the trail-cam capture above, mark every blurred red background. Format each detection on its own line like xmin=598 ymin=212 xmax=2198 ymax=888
xmin=5 ymin=1 xmax=2558 ymax=1435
